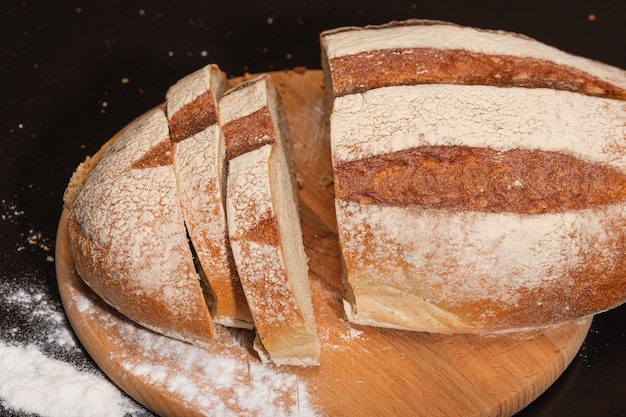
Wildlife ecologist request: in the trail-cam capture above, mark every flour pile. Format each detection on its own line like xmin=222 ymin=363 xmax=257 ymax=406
xmin=0 ymin=280 xmax=146 ymax=417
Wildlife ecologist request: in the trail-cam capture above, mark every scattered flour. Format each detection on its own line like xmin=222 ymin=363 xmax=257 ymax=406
xmin=2 ymin=284 xmax=77 ymax=349
xmin=0 ymin=280 xmax=146 ymax=417
xmin=338 ymin=326 xmax=364 ymax=342
xmin=74 ymin=287 xmax=319 ymax=417
xmin=0 ymin=342 xmax=141 ymax=417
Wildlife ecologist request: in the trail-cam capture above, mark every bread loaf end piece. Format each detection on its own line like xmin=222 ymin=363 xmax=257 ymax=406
xmin=221 ymin=74 xmax=320 ymax=365
xmin=67 ymin=107 xmax=215 ymax=347
xmin=166 ymin=64 xmax=253 ymax=329
xmin=322 ymin=20 xmax=626 ymax=333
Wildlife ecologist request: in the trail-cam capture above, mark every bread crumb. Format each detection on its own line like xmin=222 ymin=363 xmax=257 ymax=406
xmin=318 ymin=173 xmax=333 ymax=188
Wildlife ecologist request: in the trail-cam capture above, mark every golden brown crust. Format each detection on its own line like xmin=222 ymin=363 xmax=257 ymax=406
xmin=223 ymin=107 xmax=276 ymax=160
xmin=334 ymin=146 xmax=626 ymax=214
xmin=240 ymin=213 xmax=282 ymax=247
xmin=130 ymin=140 xmax=173 ymax=169
xmin=328 ymin=48 xmax=626 ymax=99
xmin=359 ymin=224 xmax=626 ymax=332
xmin=338 ymin=198 xmax=626 ymax=333
xmin=68 ymin=214 xmax=215 ymax=346
xmin=326 ymin=20 xmax=626 ymax=333
xmin=62 ymin=113 xmax=140 ymax=210
xmin=169 ymin=90 xmax=218 ymax=143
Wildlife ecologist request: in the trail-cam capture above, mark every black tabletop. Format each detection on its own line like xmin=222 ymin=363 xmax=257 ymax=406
xmin=1 ymin=1 xmax=625 ymax=416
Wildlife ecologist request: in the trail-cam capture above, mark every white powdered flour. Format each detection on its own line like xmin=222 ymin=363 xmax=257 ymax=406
xmin=0 ymin=342 xmax=141 ymax=417
xmin=0 ymin=278 xmax=145 ymax=417
xmin=75 ymin=289 xmax=319 ymax=417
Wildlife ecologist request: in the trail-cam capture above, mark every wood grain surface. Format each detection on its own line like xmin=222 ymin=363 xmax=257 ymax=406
xmin=56 ymin=70 xmax=592 ymax=417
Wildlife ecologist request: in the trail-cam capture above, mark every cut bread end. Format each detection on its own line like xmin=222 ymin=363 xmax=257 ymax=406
xmin=66 ymin=106 xmax=216 ymax=348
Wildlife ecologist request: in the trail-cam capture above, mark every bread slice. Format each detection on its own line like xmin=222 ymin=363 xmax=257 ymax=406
xmin=321 ymin=20 xmax=626 ymax=333
xmin=166 ymin=64 xmax=253 ymax=329
xmin=67 ymin=107 xmax=215 ymax=347
xmin=220 ymin=74 xmax=320 ymax=365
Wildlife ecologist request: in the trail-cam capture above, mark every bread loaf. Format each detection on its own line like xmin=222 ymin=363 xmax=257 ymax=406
xmin=166 ymin=64 xmax=253 ymax=329
xmin=220 ymin=74 xmax=321 ymax=365
xmin=64 ymin=20 xmax=626 ymax=365
xmin=67 ymin=107 xmax=215 ymax=347
xmin=64 ymin=71 xmax=321 ymax=363
xmin=321 ymin=20 xmax=626 ymax=332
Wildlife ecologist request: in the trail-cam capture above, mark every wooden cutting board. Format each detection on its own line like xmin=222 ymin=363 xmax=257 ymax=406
xmin=56 ymin=70 xmax=592 ymax=417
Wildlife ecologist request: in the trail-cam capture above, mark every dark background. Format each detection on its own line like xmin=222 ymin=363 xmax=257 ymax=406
xmin=1 ymin=1 xmax=625 ymax=416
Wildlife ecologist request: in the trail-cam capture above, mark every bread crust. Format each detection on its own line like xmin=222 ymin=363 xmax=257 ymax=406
xmin=338 ymin=200 xmax=626 ymax=332
xmin=327 ymin=48 xmax=626 ymax=99
xmin=321 ymin=19 xmax=626 ymax=99
xmin=223 ymin=107 xmax=276 ymax=160
xmin=323 ymin=20 xmax=626 ymax=332
xmin=67 ymin=107 xmax=215 ymax=347
xmin=334 ymin=146 xmax=626 ymax=214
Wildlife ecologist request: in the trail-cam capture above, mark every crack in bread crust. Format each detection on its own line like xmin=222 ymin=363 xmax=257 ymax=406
xmin=169 ymin=90 xmax=219 ymax=143
xmin=223 ymin=107 xmax=276 ymax=160
xmin=329 ymin=49 xmax=626 ymax=99
xmin=334 ymin=146 xmax=626 ymax=214
xmin=130 ymin=140 xmax=173 ymax=169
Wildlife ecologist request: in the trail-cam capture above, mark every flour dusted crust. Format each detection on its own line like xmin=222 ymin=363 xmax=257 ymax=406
xmin=166 ymin=64 xmax=253 ymax=329
xmin=321 ymin=19 xmax=626 ymax=99
xmin=221 ymin=75 xmax=321 ymax=365
xmin=322 ymin=20 xmax=626 ymax=332
xmin=67 ymin=107 xmax=215 ymax=347
xmin=63 ymin=19 xmax=626 ymax=365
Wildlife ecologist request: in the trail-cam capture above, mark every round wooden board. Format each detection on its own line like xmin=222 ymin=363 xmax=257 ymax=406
xmin=56 ymin=70 xmax=593 ymax=417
